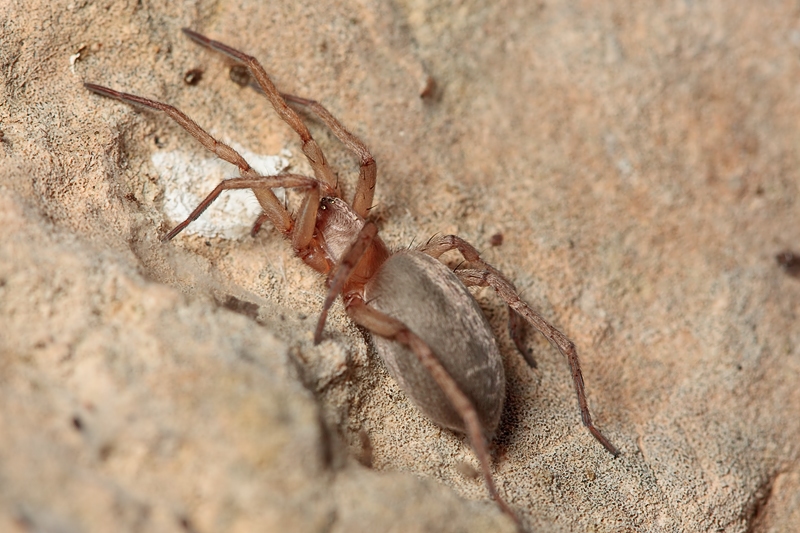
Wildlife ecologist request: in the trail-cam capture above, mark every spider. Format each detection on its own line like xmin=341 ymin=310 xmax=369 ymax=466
xmin=85 ymin=28 xmax=619 ymax=528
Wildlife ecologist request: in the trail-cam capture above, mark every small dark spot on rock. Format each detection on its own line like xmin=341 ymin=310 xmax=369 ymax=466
xmin=124 ymin=192 xmax=141 ymax=207
xmin=221 ymin=295 xmax=260 ymax=320
xmin=229 ymin=65 xmax=250 ymax=87
xmin=776 ymin=250 xmax=800 ymax=278
xmin=420 ymin=75 xmax=437 ymax=99
xmin=178 ymin=515 xmax=198 ymax=532
xmin=71 ymin=416 xmax=83 ymax=431
xmin=183 ymin=68 xmax=203 ymax=86
xmin=98 ymin=442 xmax=113 ymax=461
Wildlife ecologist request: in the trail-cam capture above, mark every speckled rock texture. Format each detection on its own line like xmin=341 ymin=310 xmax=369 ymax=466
xmin=1 ymin=1 xmax=798 ymax=532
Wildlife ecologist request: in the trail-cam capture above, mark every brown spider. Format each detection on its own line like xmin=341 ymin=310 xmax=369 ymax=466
xmin=85 ymin=28 xmax=619 ymax=528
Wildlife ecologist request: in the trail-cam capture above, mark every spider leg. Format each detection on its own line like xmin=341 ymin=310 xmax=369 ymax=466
xmin=160 ymin=174 xmax=323 ymax=241
xmin=249 ymin=212 xmax=271 ymax=238
xmin=314 ymin=221 xmax=379 ymax=344
xmin=182 ymin=29 xmax=340 ymax=196
xmin=421 ymin=235 xmax=620 ymax=457
xmin=281 ymin=94 xmax=377 ymax=218
xmin=344 ymin=294 xmax=521 ymax=529
xmin=85 ymin=83 xmax=292 ymax=234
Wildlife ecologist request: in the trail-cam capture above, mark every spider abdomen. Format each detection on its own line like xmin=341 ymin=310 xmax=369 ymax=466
xmin=364 ymin=250 xmax=506 ymax=438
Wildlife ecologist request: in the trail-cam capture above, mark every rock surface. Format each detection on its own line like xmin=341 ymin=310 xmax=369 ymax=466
xmin=1 ymin=1 xmax=798 ymax=532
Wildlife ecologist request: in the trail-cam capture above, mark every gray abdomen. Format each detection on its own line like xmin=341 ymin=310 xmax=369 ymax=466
xmin=364 ymin=251 xmax=506 ymax=438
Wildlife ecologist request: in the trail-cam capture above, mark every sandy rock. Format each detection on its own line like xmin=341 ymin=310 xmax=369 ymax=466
xmin=1 ymin=1 xmax=798 ymax=532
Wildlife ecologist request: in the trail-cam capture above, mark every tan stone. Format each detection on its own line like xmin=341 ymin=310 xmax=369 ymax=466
xmin=1 ymin=1 xmax=798 ymax=531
